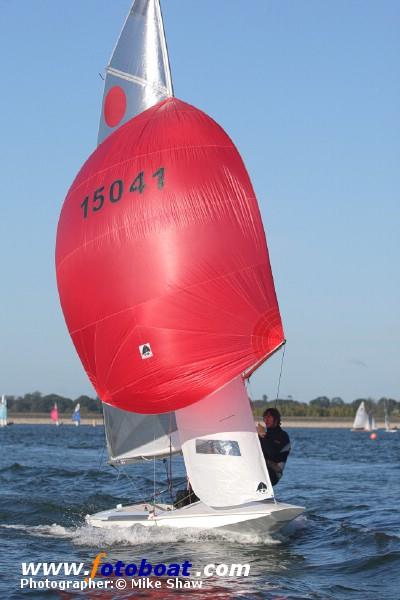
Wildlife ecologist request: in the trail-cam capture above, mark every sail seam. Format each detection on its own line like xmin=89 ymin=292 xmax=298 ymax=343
xmin=67 ymin=260 xmax=269 ymax=335
xmin=106 ymin=66 xmax=169 ymax=94
xmin=57 ymin=147 xmax=238 ymax=269
xmin=61 ymin=142 xmax=235 ymax=206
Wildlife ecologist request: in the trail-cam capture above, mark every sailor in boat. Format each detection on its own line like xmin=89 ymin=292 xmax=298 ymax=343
xmin=257 ymin=408 xmax=291 ymax=486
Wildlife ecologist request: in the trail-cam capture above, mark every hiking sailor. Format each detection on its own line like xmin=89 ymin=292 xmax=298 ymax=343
xmin=257 ymin=407 xmax=291 ymax=485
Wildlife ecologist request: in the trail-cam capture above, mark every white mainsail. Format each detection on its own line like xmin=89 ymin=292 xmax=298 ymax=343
xmin=176 ymin=377 xmax=273 ymax=507
xmin=352 ymin=401 xmax=370 ymax=430
xmin=98 ymin=0 xmax=173 ymax=145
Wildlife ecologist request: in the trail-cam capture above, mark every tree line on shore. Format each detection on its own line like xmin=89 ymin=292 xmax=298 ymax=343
xmin=4 ymin=392 xmax=101 ymax=415
xmin=3 ymin=392 xmax=399 ymax=418
xmin=253 ymin=396 xmax=399 ymax=418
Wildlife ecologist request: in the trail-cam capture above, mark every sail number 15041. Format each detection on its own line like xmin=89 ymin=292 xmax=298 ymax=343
xmin=80 ymin=167 xmax=165 ymax=219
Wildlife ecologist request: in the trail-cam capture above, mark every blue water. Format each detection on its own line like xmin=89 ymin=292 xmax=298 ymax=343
xmin=0 ymin=425 xmax=399 ymax=599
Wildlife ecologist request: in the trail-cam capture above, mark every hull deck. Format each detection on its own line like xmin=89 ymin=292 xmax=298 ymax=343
xmin=86 ymin=500 xmax=304 ymax=534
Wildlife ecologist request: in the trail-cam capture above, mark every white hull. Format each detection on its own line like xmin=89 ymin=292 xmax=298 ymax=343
xmin=86 ymin=500 xmax=304 ymax=534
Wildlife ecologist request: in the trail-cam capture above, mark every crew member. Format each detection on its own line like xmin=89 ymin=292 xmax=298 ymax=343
xmin=257 ymin=407 xmax=290 ymax=486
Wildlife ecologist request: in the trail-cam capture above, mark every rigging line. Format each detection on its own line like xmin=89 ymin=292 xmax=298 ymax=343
xmin=168 ymin=412 xmax=174 ymax=502
xmin=245 ymin=377 xmax=257 ymax=424
xmin=153 ymin=433 xmax=156 ymax=512
xmin=111 ymin=463 xmax=122 ymax=484
xmin=275 ymin=342 xmax=286 ymax=407
xmin=112 ymin=463 xmax=166 ymax=505
xmin=119 ymin=467 xmax=138 ymax=501
xmin=91 ymin=423 xmax=107 ymax=497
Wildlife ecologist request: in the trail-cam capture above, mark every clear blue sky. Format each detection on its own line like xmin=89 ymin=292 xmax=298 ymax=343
xmin=0 ymin=1 xmax=398 ymax=404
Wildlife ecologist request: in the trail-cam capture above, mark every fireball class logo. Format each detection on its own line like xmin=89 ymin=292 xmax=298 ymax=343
xmin=139 ymin=343 xmax=153 ymax=360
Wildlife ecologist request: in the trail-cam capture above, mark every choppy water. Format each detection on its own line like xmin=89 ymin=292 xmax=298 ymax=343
xmin=0 ymin=425 xmax=399 ymax=599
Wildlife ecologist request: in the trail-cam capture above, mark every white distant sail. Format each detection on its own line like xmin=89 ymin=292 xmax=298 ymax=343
xmin=352 ymin=401 xmax=370 ymax=431
xmin=98 ymin=0 xmax=173 ymax=145
xmin=0 ymin=395 xmax=7 ymax=427
xmin=384 ymin=404 xmax=398 ymax=433
xmin=72 ymin=403 xmax=81 ymax=426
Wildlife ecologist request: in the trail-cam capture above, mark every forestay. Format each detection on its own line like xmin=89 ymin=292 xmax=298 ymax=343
xmin=176 ymin=377 xmax=273 ymax=507
xmin=103 ymin=403 xmax=180 ymax=463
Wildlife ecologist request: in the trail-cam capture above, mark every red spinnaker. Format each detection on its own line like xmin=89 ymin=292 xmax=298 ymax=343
xmin=56 ymin=98 xmax=283 ymax=413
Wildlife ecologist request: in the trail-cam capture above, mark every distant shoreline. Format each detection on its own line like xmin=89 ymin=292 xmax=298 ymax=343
xmin=5 ymin=414 xmax=398 ymax=429
xmin=6 ymin=414 xmax=103 ymax=426
xmin=259 ymin=417 xmax=399 ymax=429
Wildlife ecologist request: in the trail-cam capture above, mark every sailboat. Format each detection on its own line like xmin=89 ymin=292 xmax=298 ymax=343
xmin=50 ymin=403 xmax=60 ymax=426
xmin=369 ymin=414 xmax=377 ymax=431
xmin=72 ymin=403 xmax=81 ymax=427
xmin=351 ymin=401 xmax=371 ymax=431
xmin=384 ymin=403 xmax=397 ymax=433
xmin=0 ymin=395 xmax=7 ymax=427
xmin=56 ymin=0 xmax=303 ymax=533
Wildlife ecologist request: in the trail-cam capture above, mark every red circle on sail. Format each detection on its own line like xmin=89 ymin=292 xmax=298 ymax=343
xmin=104 ymin=86 xmax=126 ymax=127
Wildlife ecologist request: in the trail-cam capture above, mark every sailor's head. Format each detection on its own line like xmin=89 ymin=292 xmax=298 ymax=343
xmin=263 ymin=407 xmax=281 ymax=428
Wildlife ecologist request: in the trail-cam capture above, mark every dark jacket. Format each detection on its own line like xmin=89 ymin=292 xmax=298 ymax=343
xmin=259 ymin=426 xmax=291 ymax=486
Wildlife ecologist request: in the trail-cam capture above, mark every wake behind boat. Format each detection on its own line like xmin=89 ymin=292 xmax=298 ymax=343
xmin=56 ymin=0 xmax=304 ymax=534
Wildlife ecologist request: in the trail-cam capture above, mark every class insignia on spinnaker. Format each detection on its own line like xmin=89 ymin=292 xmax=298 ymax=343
xmin=56 ymin=98 xmax=284 ymax=414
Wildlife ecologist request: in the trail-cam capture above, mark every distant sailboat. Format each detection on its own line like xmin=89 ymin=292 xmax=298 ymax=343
xmin=0 ymin=395 xmax=7 ymax=427
xmin=72 ymin=403 xmax=81 ymax=426
xmin=50 ymin=403 xmax=59 ymax=426
xmin=384 ymin=403 xmax=397 ymax=433
xmin=369 ymin=414 xmax=376 ymax=431
xmin=351 ymin=401 xmax=370 ymax=431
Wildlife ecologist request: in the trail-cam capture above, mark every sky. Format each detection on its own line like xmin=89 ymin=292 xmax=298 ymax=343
xmin=0 ymin=1 xmax=398 ymax=404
